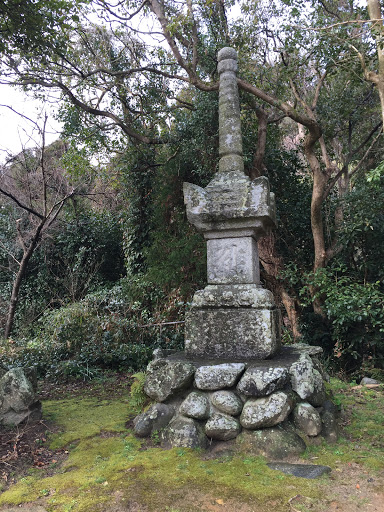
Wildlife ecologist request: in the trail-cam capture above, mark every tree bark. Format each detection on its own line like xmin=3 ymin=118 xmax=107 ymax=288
xmin=4 ymin=223 xmax=44 ymax=338
xmin=258 ymin=232 xmax=302 ymax=339
xmin=250 ymin=107 xmax=302 ymax=338
xmin=250 ymin=107 xmax=268 ymax=179
xmin=367 ymin=0 xmax=384 ymax=130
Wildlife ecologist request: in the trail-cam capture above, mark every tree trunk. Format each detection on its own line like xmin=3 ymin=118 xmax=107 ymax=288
xmin=304 ymin=131 xmax=328 ymax=316
xmin=4 ymin=224 xmax=43 ymax=339
xmin=250 ymin=108 xmax=302 ymax=338
xmin=250 ymin=107 xmax=268 ymax=179
xmin=367 ymin=0 xmax=384 ymax=130
xmin=280 ymin=285 xmax=301 ymax=339
xmin=258 ymin=232 xmax=302 ymax=340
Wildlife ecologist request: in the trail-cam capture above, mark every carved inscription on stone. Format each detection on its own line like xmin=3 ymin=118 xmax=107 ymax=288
xmin=207 ymin=237 xmax=260 ymax=284
xmin=214 ymin=244 xmax=245 ymax=276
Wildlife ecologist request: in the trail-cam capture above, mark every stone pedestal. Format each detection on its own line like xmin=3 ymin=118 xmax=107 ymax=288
xmin=183 ymin=172 xmax=280 ymax=360
xmin=133 ymin=346 xmax=338 ymax=455
xmin=185 ymin=285 xmax=281 ymax=359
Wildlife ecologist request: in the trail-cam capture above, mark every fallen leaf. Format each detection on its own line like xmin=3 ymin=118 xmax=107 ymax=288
xmin=356 ymin=484 xmax=360 ymax=489
xmin=215 ymin=499 xmax=224 ymax=505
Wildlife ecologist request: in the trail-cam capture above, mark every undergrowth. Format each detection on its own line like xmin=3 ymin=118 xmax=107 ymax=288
xmin=0 ymin=278 xmax=185 ymax=382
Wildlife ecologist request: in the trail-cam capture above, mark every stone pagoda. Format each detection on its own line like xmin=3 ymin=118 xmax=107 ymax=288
xmin=133 ymin=48 xmax=338 ymax=457
xmin=183 ymin=46 xmax=279 ymax=361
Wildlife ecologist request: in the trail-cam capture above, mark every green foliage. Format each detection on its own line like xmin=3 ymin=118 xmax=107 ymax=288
xmin=0 ymin=277 xmax=184 ymax=381
xmin=0 ymin=0 xmax=86 ymax=57
xmin=117 ymin=151 xmax=155 ymax=274
xmin=1 ymin=208 xmax=125 ymax=335
xmin=142 ymin=90 xmax=218 ymax=294
xmin=338 ymin=174 xmax=384 ymax=283
xmin=301 ymin=265 xmax=384 ymax=374
xmin=1 ymin=378 xmax=384 ymax=511
xmin=266 ymin=148 xmax=313 ymax=268
xmin=130 ymin=372 xmax=149 ymax=410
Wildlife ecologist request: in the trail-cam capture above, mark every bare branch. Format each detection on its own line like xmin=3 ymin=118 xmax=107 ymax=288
xmin=324 ymin=129 xmax=382 ymax=197
xmin=94 ymin=0 xmax=148 ymax=22
xmin=237 ymin=78 xmax=322 ymax=138
xmin=0 ymin=187 xmax=44 ymax=219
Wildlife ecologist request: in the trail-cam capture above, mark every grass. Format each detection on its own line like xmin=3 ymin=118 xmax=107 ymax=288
xmin=0 ymin=378 xmax=383 ymax=512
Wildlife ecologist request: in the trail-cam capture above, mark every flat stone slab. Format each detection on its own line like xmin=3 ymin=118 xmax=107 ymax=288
xmin=237 ymin=425 xmax=306 ymax=458
xmin=144 ymin=360 xmax=195 ymax=402
xmin=195 ymin=363 xmax=245 ymax=390
xmin=166 ymin=346 xmax=303 ymax=367
xmin=185 ymin=307 xmax=281 ymax=359
xmin=267 ymin=462 xmax=331 ymax=479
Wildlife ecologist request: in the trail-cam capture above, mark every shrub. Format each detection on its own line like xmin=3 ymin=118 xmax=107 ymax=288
xmin=0 ymin=277 xmax=185 ymax=381
xmin=300 ymin=265 xmax=384 ymax=376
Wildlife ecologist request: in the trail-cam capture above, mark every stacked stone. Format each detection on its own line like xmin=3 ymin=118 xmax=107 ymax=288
xmin=183 ymin=48 xmax=279 ymax=361
xmin=133 ymin=345 xmax=338 ymax=454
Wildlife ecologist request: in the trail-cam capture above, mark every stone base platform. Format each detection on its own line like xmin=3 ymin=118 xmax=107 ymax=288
xmin=133 ymin=345 xmax=339 ymax=458
xmin=185 ymin=284 xmax=281 ymax=360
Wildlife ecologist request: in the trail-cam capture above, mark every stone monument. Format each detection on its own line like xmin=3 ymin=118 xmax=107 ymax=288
xmin=183 ymin=46 xmax=279 ymax=360
xmin=133 ymin=48 xmax=338 ymax=457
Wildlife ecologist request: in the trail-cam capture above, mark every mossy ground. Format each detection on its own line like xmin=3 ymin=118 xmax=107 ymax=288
xmin=0 ymin=377 xmax=383 ymax=512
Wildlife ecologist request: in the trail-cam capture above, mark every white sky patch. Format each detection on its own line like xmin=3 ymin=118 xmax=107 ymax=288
xmin=0 ymin=85 xmax=62 ymax=163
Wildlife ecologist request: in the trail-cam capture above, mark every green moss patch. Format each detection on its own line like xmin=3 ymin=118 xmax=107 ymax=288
xmin=0 ymin=379 xmax=383 ymax=511
xmin=43 ymin=397 xmax=132 ymax=449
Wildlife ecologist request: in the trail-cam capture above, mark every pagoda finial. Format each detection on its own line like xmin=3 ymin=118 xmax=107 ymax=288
xmin=217 ymin=47 xmax=244 ymax=174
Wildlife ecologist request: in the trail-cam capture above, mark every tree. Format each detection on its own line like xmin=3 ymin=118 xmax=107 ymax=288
xmin=0 ymin=0 xmax=85 ymax=57
xmin=2 ymin=0 xmax=383 ymax=324
xmin=0 ymin=117 xmax=90 ymax=338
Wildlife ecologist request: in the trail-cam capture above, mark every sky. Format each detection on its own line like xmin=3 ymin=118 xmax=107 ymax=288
xmin=0 ymin=85 xmax=62 ymax=163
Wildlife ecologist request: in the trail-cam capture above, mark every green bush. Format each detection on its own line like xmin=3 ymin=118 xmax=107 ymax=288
xmin=0 ymin=277 xmax=185 ymax=381
xmin=300 ymin=265 xmax=384 ymax=376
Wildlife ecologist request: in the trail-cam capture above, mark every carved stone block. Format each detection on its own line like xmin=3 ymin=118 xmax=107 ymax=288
xmin=207 ymin=237 xmax=260 ymax=284
xmin=185 ymin=307 xmax=281 ymax=360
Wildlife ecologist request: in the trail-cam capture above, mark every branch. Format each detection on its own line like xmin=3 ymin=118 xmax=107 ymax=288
xmin=95 ymin=0 xmax=148 ymax=21
xmin=147 ymin=0 xmax=216 ymax=92
xmin=19 ymin=78 xmax=164 ymax=145
xmin=312 ymin=70 xmax=328 ymax=110
xmin=289 ymin=79 xmax=313 ymax=117
xmin=351 ymin=120 xmax=382 ymax=156
xmin=349 ymin=43 xmax=379 ymax=84
xmin=324 ymin=129 xmax=382 ymax=197
xmin=147 ymin=0 xmax=188 ymax=75
xmin=41 ymin=115 xmax=48 ymax=217
xmin=0 ymin=187 xmax=44 ymax=219
xmin=349 ymin=130 xmax=383 ymax=179
xmin=237 ymin=78 xmax=322 ymax=138
xmin=186 ymin=0 xmax=199 ymax=73
xmin=0 ymin=105 xmax=42 ymax=131
xmin=301 ymin=18 xmax=383 ymax=31
xmin=44 ymin=189 xmax=77 ymax=232
xmin=0 ymin=240 xmax=21 ymax=267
